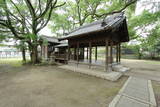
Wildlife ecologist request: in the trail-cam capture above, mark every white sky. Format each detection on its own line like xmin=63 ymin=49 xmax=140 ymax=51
xmin=40 ymin=25 xmax=53 ymax=36
xmin=135 ymin=0 xmax=160 ymax=15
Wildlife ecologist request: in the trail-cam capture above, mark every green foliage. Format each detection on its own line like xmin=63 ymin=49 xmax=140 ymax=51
xmin=24 ymin=33 xmax=37 ymax=41
xmin=42 ymin=38 xmax=48 ymax=46
xmin=143 ymin=23 xmax=160 ymax=53
xmin=0 ymin=34 xmax=6 ymax=42
xmin=50 ymin=0 xmax=135 ymax=36
xmin=127 ymin=10 xmax=160 ymax=40
xmin=15 ymin=40 xmax=27 ymax=50
xmin=129 ymin=11 xmax=160 ymax=27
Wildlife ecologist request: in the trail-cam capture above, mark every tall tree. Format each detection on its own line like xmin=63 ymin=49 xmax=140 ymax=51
xmin=0 ymin=0 xmax=65 ymax=63
xmin=50 ymin=0 xmax=138 ymax=36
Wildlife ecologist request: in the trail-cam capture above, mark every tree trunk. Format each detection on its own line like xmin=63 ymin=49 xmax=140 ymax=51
xmin=138 ymin=53 xmax=142 ymax=59
xmin=138 ymin=50 xmax=142 ymax=59
xmin=22 ymin=48 xmax=26 ymax=63
xmin=30 ymin=45 xmax=39 ymax=64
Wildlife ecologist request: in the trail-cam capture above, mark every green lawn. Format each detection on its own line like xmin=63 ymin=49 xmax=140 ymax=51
xmin=143 ymin=60 xmax=160 ymax=65
xmin=0 ymin=58 xmax=23 ymax=67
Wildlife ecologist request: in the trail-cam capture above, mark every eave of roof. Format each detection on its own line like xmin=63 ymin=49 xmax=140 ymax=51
xmin=40 ymin=35 xmax=60 ymax=43
xmin=54 ymin=43 xmax=68 ymax=48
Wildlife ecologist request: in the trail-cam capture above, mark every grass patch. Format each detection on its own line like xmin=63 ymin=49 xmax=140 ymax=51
xmin=0 ymin=58 xmax=23 ymax=67
xmin=121 ymin=54 xmax=138 ymax=59
xmin=143 ymin=60 xmax=160 ymax=65
xmin=153 ymin=81 xmax=160 ymax=94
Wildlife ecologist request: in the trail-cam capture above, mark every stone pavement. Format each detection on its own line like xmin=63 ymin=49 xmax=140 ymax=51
xmin=58 ymin=65 xmax=122 ymax=81
xmin=109 ymin=77 xmax=157 ymax=107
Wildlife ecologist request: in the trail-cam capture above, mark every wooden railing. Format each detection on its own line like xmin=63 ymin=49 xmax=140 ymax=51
xmin=54 ymin=54 xmax=67 ymax=60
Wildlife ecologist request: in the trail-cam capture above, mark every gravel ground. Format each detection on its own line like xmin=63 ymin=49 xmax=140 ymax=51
xmin=122 ymin=59 xmax=160 ymax=81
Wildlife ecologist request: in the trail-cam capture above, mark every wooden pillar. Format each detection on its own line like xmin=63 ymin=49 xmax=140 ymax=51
xmin=86 ymin=47 xmax=88 ymax=60
xmin=82 ymin=47 xmax=85 ymax=60
xmin=105 ymin=39 xmax=109 ymax=71
xmin=45 ymin=46 xmax=48 ymax=59
xmin=95 ymin=46 xmax=97 ymax=61
xmin=67 ymin=45 xmax=70 ymax=61
xmin=119 ymin=43 xmax=121 ymax=63
xmin=74 ymin=47 xmax=76 ymax=60
xmin=77 ymin=42 xmax=79 ymax=64
xmin=110 ymin=42 xmax=113 ymax=65
xmin=40 ymin=45 xmax=43 ymax=58
xmin=89 ymin=42 xmax=92 ymax=68
xmin=116 ymin=44 xmax=119 ymax=63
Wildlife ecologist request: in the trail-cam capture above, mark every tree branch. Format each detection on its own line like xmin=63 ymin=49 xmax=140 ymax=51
xmin=24 ymin=0 xmax=36 ymax=18
xmin=37 ymin=1 xmax=66 ymax=32
xmin=10 ymin=0 xmax=32 ymax=26
xmin=3 ymin=0 xmax=25 ymax=40
xmin=36 ymin=0 xmax=53 ymax=20
xmin=95 ymin=0 xmax=138 ymax=18
xmin=54 ymin=2 xmax=66 ymax=8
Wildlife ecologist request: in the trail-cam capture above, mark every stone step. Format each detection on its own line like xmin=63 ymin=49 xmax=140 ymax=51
xmin=112 ymin=65 xmax=130 ymax=73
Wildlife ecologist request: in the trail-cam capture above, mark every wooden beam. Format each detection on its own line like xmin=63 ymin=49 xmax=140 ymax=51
xmin=89 ymin=42 xmax=92 ymax=68
xmin=95 ymin=46 xmax=97 ymax=61
xmin=105 ymin=39 xmax=109 ymax=71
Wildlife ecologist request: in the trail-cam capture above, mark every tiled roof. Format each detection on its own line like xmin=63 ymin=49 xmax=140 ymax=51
xmin=60 ymin=12 xmax=125 ymax=40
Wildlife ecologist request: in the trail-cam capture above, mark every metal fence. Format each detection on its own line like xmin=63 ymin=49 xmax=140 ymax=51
xmin=0 ymin=51 xmax=30 ymax=58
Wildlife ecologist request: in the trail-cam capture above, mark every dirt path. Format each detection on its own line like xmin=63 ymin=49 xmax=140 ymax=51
xmin=0 ymin=64 xmax=127 ymax=107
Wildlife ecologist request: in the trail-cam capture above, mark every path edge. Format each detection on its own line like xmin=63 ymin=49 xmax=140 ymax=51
xmin=148 ymin=80 xmax=157 ymax=107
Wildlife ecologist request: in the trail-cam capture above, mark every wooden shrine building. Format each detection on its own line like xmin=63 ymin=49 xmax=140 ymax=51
xmin=59 ymin=12 xmax=129 ymax=71
xmin=54 ymin=43 xmax=68 ymax=63
xmin=40 ymin=35 xmax=60 ymax=60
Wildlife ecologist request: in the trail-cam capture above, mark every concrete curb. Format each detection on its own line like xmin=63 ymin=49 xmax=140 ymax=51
xmin=119 ymin=77 xmax=132 ymax=94
xmin=108 ymin=77 xmax=157 ymax=107
xmin=108 ymin=95 xmax=121 ymax=107
xmin=109 ymin=77 xmax=132 ymax=107
xmin=148 ymin=80 xmax=157 ymax=107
